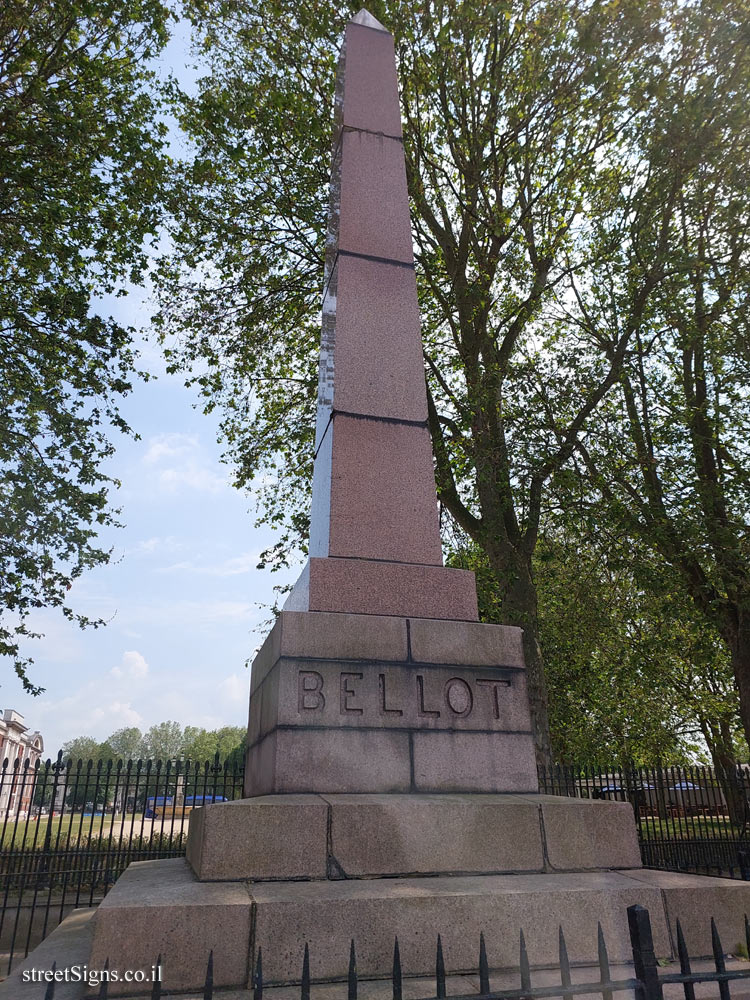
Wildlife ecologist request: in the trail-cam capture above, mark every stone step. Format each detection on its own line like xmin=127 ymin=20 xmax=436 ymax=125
xmin=88 ymin=859 xmax=750 ymax=995
xmin=186 ymin=793 xmax=641 ymax=881
xmin=10 ymin=909 xmax=750 ymax=1000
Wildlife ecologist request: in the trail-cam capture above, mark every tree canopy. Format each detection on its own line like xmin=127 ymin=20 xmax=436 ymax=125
xmin=0 ymin=0 xmax=172 ymax=690
xmin=158 ymin=0 xmax=750 ymax=762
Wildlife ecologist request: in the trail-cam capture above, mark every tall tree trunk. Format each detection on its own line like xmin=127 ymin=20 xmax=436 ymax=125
xmin=729 ymin=614 xmax=750 ymax=755
xmin=485 ymin=544 xmax=551 ymax=769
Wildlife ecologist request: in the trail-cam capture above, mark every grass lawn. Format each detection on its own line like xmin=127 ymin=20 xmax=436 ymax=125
xmin=0 ymin=814 xmax=189 ymax=849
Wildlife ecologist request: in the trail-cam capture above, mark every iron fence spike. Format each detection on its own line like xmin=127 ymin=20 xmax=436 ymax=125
xmin=392 ymin=937 xmax=402 ymax=1000
xmin=436 ymin=934 xmax=446 ymax=1000
xmin=479 ymin=931 xmax=490 ymax=994
xmin=302 ymin=942 xmax=311 ymax=1000
xmin=255 ymin=947 xmax=264 ymax=1000
xmin=675 ymin=920 xmax=695 ymax=1000
xmin=151 ymin=954 xmax=162 ymax=1000
xmin=348 ymin=939 xmax=358 ymax=1000
xmin=99 ymin=958 xmax=110 ymax=1000
xmin=597 ymin=924 xmax=613 ymax=1000
xmin=519 ymin=929 xmax=531 ymax=996
xmin=204 ymin=949 xmax=214 ymax=1000
xmin=559 ymin=926 xmax=572 ymax=990
xmin=44 ymin=962 xmax=57 ymax=1000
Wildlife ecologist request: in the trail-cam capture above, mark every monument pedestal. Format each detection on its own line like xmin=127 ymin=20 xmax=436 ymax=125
xmin=87 ymin=796 xmax=750 ymax=995
xmin=244 ymin=612 xmax=537 ymax=796
xmin=84 ymin=614 xmax=750 ymax=995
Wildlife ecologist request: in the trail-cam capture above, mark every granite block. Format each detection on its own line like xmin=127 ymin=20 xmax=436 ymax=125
xmin=327 ymin=414 xmax=443 ymax=565
xmin=341 ymin=22 xmax=402 ymax=137
xmin=327 ymin=793 xmax=544 ymax=876
xmin=616 ymin=868 xmax=750 ymax=956
xmin=246 ymin=728 xmax=412 ymax=796
xmin=88 ymin=859 xmax=251 ymax=995
xmin=251 ymin=658 xmax=531 ymax=744
xmin=249 ymin=871 xmax=671 ymax=984
xmin=329 ymin=255 xmax=427 ymax=423
xmin=409 ymin=618 xmax=525 ymax=667
xmin=537 ymin=795 xmax=642 ymax=870
xmin=187 ymin=796 xmax=328 ymax=881
xmin=338 ymin=130 xmax=413 ymax=264
xmin=412 ymin=731 xmax=538 ymax=793
xmin=306 ymin=558 xmax=478 ymax=620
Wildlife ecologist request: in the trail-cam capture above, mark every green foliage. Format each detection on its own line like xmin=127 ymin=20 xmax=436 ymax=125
xmin=58 ymin=721 xmax=245 ymax=764
xmin=158 ymin=0 xmax=750 ymax=756
xmin=0 ymin=0 xmax=173 ymax=690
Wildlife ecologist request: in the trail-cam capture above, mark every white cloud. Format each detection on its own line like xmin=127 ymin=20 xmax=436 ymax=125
xmin=132 ymin=536 xmax=184 ymax=556
xmin=90 ymin=701 xmax=144 ymax=728
xmin=156 ymin=551 xmax=260 ymax=577
xmin=218 ymin=673 xmax=247 ymax=703
xmin=141 ymin=433 xmax=227 ymax=494
xmin=143 ymin=432 xmax=197 ymax=465
xmin=111 ymin=650 xmax=149 ymax=681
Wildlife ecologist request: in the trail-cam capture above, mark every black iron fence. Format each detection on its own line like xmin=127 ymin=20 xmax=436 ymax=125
xmin=33 ymin=903 xmax=750 ymax=999
xmin=0 ymin=753 xmax=244 ymax=975
xmin=3 ymin=756 xmax=750 ymax=979
xmin=539 ymin=762 xmax=750 ymax=878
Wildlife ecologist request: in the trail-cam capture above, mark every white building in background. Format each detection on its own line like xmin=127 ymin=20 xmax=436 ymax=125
xmin=0 ymin=709 xmax=44 ymax=818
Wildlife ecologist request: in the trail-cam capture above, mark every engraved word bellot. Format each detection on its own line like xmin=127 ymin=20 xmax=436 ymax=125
xmin=297 ymin=667 xmax=517 ymax=730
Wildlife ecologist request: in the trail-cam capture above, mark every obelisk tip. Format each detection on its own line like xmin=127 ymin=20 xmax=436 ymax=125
xmin=350 ymin=8 xmax=388 ymax=31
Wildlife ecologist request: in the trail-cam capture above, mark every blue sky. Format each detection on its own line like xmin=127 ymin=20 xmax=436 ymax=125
xmin=5 ymin=22 xmax=300 ymax=755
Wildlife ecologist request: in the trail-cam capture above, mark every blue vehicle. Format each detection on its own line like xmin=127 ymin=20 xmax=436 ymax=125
xmin=184 ymin=794 xmax=228 ymax=807
xmin=144 ymin=795 xmax=173 ymax=818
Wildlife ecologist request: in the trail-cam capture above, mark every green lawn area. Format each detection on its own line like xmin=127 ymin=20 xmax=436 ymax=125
xmin=638 ymin=815 xmax=744 ymax=840
xmin=0 ymin=814 xmax=189 ymax=849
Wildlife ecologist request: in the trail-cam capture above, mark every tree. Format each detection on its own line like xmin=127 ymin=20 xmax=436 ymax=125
xmin=0 ymin=0 xmax=172 ymax=691
xmin=560 ymin=0 xmax=750 ymax=748
xmin=158 ymin=0 xmax=676 ymax=763
xmin=142 ymin=720 xmax=184 ymax=760
xmin=107 ymin=726 xmax=145 ymax=761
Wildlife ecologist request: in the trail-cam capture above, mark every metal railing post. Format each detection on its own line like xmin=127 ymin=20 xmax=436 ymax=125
xmin=628 ymin=904 xmax=663 ymax=1000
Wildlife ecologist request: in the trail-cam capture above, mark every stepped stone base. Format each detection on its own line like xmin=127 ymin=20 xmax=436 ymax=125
xmin=88 ymin=857 xmax=750 ymax=995
xmin=185 ymin=793 xmax=641 ymax=881
xmin=244 ymin=612 xmax=538 ymax=796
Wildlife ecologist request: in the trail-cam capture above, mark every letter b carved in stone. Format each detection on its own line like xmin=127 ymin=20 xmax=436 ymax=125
xmin=298 ymin=671 xmax=325 ymax=711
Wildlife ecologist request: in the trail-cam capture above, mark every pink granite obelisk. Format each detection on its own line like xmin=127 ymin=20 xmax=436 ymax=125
xmin=285 ymin=8 xmax=478 ymax=622
xmin=242 ymin=11 xmax=539 ymax=797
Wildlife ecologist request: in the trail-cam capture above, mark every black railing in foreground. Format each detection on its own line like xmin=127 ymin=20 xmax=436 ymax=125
xmin=539 ymin=762 xmax=750 ymax=879
xmin=3 ymin=756 xmax=750 ymax=978
xmin=0 ymin=753 xmax=244 ymax=975
xmin=36 ymin=904 xmax=750 ymax=999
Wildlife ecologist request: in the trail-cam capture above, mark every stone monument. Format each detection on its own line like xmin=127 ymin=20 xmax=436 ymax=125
xmin=86 ymin=10 xmax=750 ymax=994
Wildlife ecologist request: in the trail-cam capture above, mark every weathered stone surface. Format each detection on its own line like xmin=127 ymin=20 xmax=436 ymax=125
xmin=247 ymin=728 xmax=413 ymax=795
xmin=409 ymin=618 xmax=525 ymax=667
xmin=340 ymin=20 xmax=402 ymax=138
xmin=327 ymin=794 xmax=544 ymax=876
xmin=537 ymin=796 xmax=642 ymax=870
xmin=88 ymin=859 xmax=251 ymax=996
xmin=337 ymin=130 xmax=413 ymax=264
xmin=327 ymin=415 xmax=443 ymax=565
xmin=0 ymin=908 xmax=95 ymax=1000
xmin=251 ymin=658 xmax=530 ymax=744
xmin=305 ymin=558 xmax=479 ymax=620
xmin=412 ymin=732 xmax=538 ymax=793
xmin=250 ymin=871 xmax=671 ymax=984
xmin=616 ymin=868 xmax=750 ymax=955
xmin=328 ymin=256 xmax=426 ymax=423
xmin=187 ymin=796 xmax=328 ymax=881
xmin=250 ymin=612 xmax=409 ymax=695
